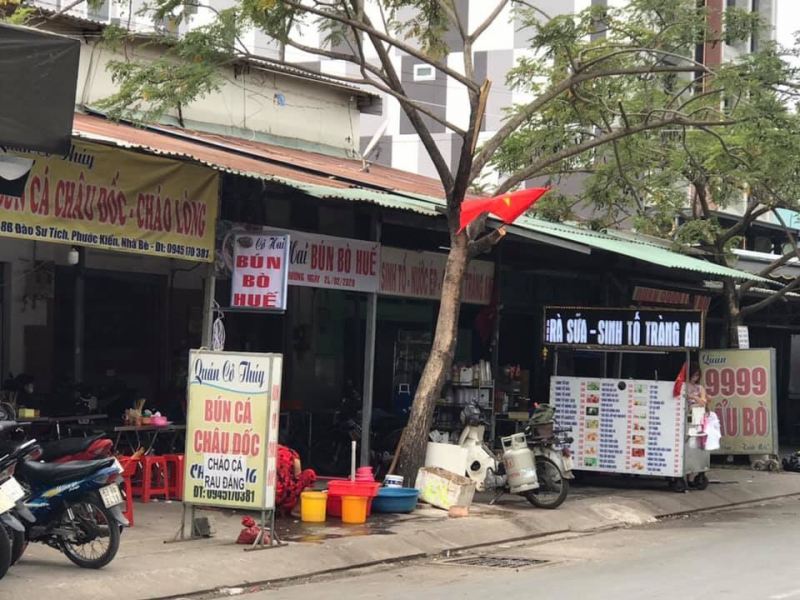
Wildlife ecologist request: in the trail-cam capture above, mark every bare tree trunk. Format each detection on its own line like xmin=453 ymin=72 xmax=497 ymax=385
xmin=722 ymin=278 xmax=741 ymax=349
xmin=395 ymin=232 xmax=469 ymax=484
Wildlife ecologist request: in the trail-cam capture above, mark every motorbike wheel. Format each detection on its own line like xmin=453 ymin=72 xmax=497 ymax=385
xmin=0 ymin=524 xmax=12 ymax=579
xmin=524 ymin=456 xmax=569 ymax=510
xmin=58 ymin=494 xmax=120 ymax=569
xmin=9 ymin=527 xmax=26 ymax=566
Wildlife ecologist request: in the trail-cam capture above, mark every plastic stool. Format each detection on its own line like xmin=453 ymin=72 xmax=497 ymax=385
xmin=118 ymin=456 xmax=140 ymax=526
xmin=164 ymin=454 xmax=185 ymax=500
xmin=138 ymin=455 xmax=169 ymax=503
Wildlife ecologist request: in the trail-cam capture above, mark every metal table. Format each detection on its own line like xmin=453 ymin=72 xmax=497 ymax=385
xmin=112 ymin=424 xmax=186 ymax=454
xmin=19 ymin=414 xmax=108 ymax=439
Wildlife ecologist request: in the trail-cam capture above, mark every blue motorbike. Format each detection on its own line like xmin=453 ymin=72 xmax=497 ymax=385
xmin=12 ymin=453 xmax=127 ymax=569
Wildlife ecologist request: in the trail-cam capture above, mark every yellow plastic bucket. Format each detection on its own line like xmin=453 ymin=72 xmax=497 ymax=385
xmin=300 ymin=491 xmax=328 ymax=523
xmin=340 ymin=495 xmax=369 ymax=524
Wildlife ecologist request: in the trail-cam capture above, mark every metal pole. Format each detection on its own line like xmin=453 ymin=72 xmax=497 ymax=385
xmin=201 ymin=262 xmax=216 ymax=348
xmin=360 ymin=218 xmax=381 ymax=467
xmin=74 ymin=248 xmax=85 ymax=383
xmin=490 ymin=246 xmax=502 ymax=443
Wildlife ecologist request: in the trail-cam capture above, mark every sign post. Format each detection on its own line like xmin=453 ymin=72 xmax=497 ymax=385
xmin=174 ymin=350 xmax=283 ymax=549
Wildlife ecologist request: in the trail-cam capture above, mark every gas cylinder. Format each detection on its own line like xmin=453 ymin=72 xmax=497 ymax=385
xmin=501 ymin=433 xmax=539 ymax=493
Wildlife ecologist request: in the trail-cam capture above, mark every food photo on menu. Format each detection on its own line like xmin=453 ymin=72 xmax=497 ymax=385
xmin=632 ymin=448 xmax=645 ymax=458
xmin=586 ymin=419 xmax=600 ymax=429
xmin=587 ymin=394 xmax=600 ymax=404
xmin=632 ymin=435 xmax=646 ymax=445
xmin=586 ymin=406 xmax=599 ymax=416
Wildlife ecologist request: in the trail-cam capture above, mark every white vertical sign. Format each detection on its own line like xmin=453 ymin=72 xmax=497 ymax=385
xmin=231 ymin=234 xmax=289 ymax=311
xmin=737 ymin=326 xmax=750 ymax=349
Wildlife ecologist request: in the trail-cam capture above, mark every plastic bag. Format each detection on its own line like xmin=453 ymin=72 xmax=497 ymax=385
xmin=236 ymin=516 xmax=269 ymax=545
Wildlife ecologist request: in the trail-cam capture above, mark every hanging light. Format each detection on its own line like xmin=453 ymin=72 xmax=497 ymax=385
xmin=67 ymin=247 xmax=80 ymax=266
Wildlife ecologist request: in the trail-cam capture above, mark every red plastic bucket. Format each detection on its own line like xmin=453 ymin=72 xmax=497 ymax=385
xmin=326 ymin=480 xmax=379 ymax=517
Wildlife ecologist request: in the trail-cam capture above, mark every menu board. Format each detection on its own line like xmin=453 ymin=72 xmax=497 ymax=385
xmin=550 ymin=376 xmax=685 ymax=477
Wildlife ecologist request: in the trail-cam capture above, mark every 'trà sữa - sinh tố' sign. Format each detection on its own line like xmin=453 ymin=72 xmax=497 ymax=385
xmin=543 ymin=306 xmax=704 ymax=351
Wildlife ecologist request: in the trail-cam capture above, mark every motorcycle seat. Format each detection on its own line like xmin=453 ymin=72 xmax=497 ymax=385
xmin=18 ymin=457 xmax=115 ymax=486
xmin=39 ymin=434 xmax=106 ymax=462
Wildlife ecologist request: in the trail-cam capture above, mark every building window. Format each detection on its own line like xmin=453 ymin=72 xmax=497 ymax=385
xmin=413 ymin=64 xmax=436 ymax=82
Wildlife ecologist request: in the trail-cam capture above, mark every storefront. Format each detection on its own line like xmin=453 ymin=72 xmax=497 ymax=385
xmin=0 ymin=136 xmax=218 ymax=436
xmin=1 ymin=111 xmax=776 ymax=472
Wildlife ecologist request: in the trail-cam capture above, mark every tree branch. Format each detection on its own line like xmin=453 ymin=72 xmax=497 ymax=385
xmin=471 ymin=64 xmax=708 ymax=181
xmin=468 ymin=226 xmax=506 ymax=258
xmin=468 ymin=0 xmax=509 ymax=43
xmin=356 ymin=10 xmax=455 ymax=194
xmin=282 ymin=0 xmax=480 ymax=91
xmin=740 ymin=277 xmax=800 ymax=317
xmin=280 ymin=38 xmax=466 ymax=135
xmin=494 ymin=115 xmax=738 ymax=194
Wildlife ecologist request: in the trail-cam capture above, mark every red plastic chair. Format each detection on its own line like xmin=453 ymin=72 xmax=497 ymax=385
xmin=164 ymin=454 xmax=185 ymax=500
xmin=118 ymin=456 xmax=140 ymax=526
xmin=136 ymin=455 xmax=170 ymax=503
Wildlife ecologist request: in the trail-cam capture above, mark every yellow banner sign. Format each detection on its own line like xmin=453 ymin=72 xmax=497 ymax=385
xmin=183 ymin=350 xmax=283 ymax=510
xmin=1 ymin=140 xmax=218 ymax=261
xmin=700 ymin=348 xmax=778 ymax=455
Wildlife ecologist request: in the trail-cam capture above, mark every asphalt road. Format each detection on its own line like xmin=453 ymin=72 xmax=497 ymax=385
xmin=241 ymin=497 xmax=800 ymax=600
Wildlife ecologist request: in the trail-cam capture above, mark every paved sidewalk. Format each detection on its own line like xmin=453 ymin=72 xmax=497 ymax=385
xmin=2 ymin=468 xmax=798 ymax=599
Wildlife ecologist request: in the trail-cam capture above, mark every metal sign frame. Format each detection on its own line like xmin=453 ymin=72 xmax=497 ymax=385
xmin=169 ymin=349 xmax=284 ymax=550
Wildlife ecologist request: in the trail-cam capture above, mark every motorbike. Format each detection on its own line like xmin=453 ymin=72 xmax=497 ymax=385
xmin=0 ymin=431 xmax=35 ymax=578
xmin=16 ymin=452 xmax=127 ymax=569
xmin=0 ymin=423 xmax=128 ymax=570
xmin=38 ymin=433 xmax=114 ymax=463
xmin=459 ymin=402 xmax=574 ymax=509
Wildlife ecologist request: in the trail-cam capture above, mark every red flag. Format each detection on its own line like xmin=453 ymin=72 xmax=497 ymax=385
xmin=673 ymin=362 xmax=688 ymax=398
xmin=459 ymin=187 xmax=549 ymax=232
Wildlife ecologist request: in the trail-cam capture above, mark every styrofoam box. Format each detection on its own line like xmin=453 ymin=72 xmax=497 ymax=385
xmin=415 ymin=466 xmax=476 ymax=510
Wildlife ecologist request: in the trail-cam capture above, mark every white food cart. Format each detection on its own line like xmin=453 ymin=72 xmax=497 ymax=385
xmin=544 ymin=306 xmax=710 ymax=492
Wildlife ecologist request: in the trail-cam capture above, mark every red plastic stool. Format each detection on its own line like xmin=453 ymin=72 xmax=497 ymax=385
xmin=164 ymin=454 xmax=185 ymax=500
xmin=138 ymin=455 xmax=170 ymax=503
xmin=118 ymin=456 xmax=140 ymax=527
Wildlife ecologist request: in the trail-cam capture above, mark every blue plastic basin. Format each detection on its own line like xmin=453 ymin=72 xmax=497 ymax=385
xmin=371 ymin=487 xmax=419 ymax=513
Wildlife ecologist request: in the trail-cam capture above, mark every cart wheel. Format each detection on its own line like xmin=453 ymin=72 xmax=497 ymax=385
xmin=691 ymin=472 xmax=709 ymax=490
xmin=669 ymin=477 xmax=688 ymax=493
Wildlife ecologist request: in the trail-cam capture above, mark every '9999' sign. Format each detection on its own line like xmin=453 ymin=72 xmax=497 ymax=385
xmin=699 ymin=349 xmax=776 ymax=455
xmin=703 ymin=366 xmax=769 ymax=397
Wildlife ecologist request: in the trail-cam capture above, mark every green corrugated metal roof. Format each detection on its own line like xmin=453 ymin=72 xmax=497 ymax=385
xmin=513 ymin=216 xmax=773 ymax=284
xmin=264 ymin=177 xmax=772 ymax=284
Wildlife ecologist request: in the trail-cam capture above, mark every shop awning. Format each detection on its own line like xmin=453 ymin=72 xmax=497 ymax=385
xmin=510 ymin=217 xmax=773 ymax=284
xmin=71 ymin=113 xmax=773 ymax=285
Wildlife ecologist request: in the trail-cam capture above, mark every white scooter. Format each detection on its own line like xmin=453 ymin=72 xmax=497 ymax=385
xmin=458 ymin=402 xmax=574 ymax=509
